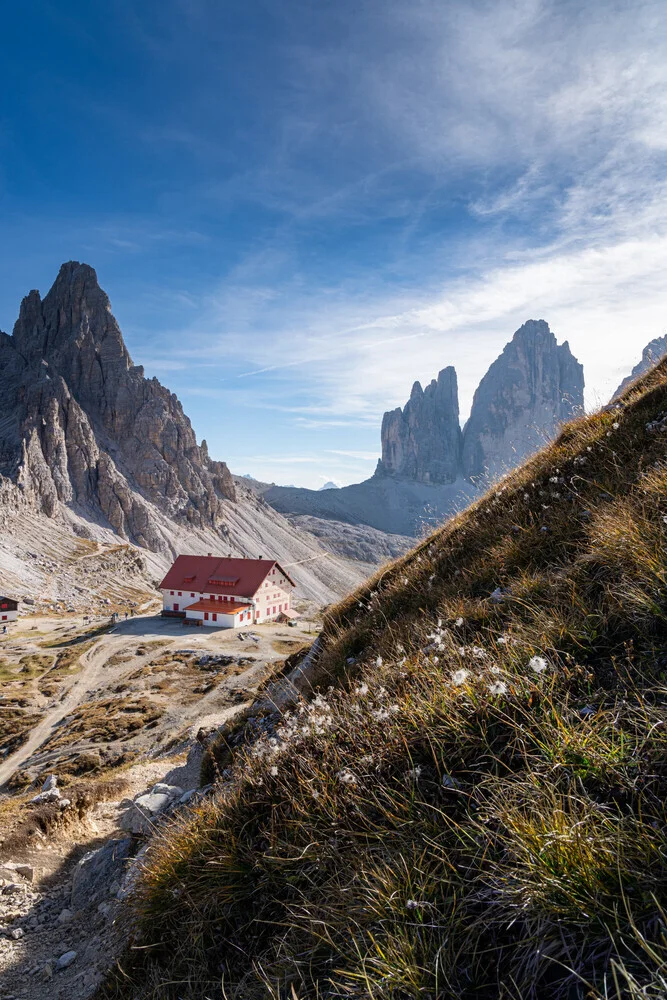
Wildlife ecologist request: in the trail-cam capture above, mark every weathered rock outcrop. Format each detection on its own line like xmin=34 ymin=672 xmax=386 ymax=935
xmin=461 ymin=320 xmax=584 ymax=482
xmin=0 ymin=262 xmax=235 ymax=553
xmin=613 ymin=336 xmax=667 ymax=400
xmin=376 ymin=367 xmax=462 ymax=483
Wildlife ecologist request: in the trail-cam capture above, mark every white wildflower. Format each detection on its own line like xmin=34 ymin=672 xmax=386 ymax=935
xmin=612 ymin=422 xmax=620 ymax=430
xmin=311 ymin=789 xmax=320 ymax=799
xmin=269 ymin=765 xmax=279 ymax=777
xmin=355 ymin=683 xmax=369 ymax=696
xmin=405 ymin=766 xmax=422 ymax=782
xmin=390 ymin=704 xmax=400 ymax=713
xmin=455 ymin=617 xmax=464 ymax=627
xmin=497 ymin=635 xmax=508 ymax=645
xmin=376 ymin=656 xmax=383 ymax=667
xmin=529 ymin=655 xmax=548 ymax=674
xmin=337 ymin=769 xmax=357 ymax=785
xmin=472 ymin=646 xmax=487 ymax=659
xmin=488 ymin=680 xmax=508 ymax=696
xmin=457 ymin=647 xmax=466 ymax=657
xmin=452 ymin=668 xmax=469 ymax=686
xmin=490 ymin=665 xmax=501 ymax=674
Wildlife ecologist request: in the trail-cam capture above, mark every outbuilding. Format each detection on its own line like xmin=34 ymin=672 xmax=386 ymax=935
xmin=0 ymin=597 xmax=19 ymax=624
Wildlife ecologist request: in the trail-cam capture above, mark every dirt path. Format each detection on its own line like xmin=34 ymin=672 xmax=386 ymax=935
xmin=0 ymin=634 xmax=131 ymax=787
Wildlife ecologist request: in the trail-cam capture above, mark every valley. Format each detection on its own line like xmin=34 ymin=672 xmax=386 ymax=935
xmin=0 ymin=605 xmax=321 ymax=997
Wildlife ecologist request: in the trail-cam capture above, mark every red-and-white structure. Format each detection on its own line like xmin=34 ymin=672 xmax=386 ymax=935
xmin=160 ymin=556 xmax=296 ymax=628
xmin=0 ymin=596 xmax=19 ymax=624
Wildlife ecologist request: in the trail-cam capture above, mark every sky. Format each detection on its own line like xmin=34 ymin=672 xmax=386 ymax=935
xmin=1 ymin=0 xmax=667 ymax=489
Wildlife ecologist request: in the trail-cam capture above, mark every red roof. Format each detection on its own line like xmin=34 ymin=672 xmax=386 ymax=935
xmin=160 ymin=556 xmax=295 ymax=597
xmin=186 ymin=600 xmax=251 ymax=614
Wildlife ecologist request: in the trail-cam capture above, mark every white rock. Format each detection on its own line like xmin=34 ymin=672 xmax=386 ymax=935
xmin=55 ymin=950 xmax=77 ymax=971
xmin=41 ymin=774 xmax=58 ymax=792
xmin=150 ymin=783 xmax=183 ymax=798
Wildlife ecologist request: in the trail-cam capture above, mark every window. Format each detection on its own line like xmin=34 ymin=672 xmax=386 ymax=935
xmin=1 ymin=615 xmax=6 ymax=621
xmin=204 ymin=612 xmax=209 ymax=620
xmin=170 ymin=591 xmax=174 ymax=596
xmin=174 ymin=603 xmax=179 ymax=612
xmin=212 ymin=613 xmax=217 ymax=622
xmin=178 ymin=592 xmax=182 ymax=596
xmin=190 ymin=593 xmax=195 ymax=598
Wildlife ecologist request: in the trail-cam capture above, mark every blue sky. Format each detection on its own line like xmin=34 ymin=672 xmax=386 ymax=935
xmin=2 ymin=0 xmax=667 ymax=488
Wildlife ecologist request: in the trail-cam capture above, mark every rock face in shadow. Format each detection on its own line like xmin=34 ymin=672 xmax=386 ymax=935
xmin=461 ymin=320 xmax=584 ymax=483
xmin=376 ymin=367 xmax=462 ymax=484
xmin=613 ymin=336 xmax=667 ymax=400
xmin=0 ymin=262 xmax=235 ymax=552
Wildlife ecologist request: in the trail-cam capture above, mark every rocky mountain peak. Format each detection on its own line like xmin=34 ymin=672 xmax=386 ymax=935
xmin=0 ymin=263 xmax=235 ymax=553
xmin=376 ymin=366 xmax=462 ymax=484
xmin=612 ymin=335 xmax=667 ymax=400
xmin=461 ymin=320 xmax=584 ymax=482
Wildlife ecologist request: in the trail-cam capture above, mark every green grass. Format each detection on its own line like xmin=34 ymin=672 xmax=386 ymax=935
xmin=98 ymin=361 xmax=667 ymax=1000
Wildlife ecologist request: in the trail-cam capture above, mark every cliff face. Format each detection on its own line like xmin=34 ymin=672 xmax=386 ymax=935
xmin=613 ymin=335 xmax=667 ymax=400
xmin=376 ymin=367 xmax=462 ymax=484
xmin=461 ymin=320 xmax=584 ymax=482
xmin=0 ymin=262 xmax=235 ymax=552
xmin=374 ymin=320 xmax=584 ymax=489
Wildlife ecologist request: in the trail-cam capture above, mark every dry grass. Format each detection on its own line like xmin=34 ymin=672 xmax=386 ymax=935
xmin=40 ymin=696 xmax=163 ymax=750
xmin=98 ymin=362 xmax=667 ymax=999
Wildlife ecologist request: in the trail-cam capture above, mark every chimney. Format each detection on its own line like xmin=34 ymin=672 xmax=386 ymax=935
xmin=207 ymin=552 xmax=212 ymax=557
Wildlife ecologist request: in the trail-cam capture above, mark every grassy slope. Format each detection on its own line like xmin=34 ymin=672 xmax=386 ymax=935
xmin=102 ymin=363 xmax=667 ymax=999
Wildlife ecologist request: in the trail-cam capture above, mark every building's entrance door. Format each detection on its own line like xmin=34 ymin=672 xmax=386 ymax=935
xmin=174 ymin=603 xmax=179 ymax=611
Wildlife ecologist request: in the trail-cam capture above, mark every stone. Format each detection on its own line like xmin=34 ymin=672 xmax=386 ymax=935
xmin=120 ymin=791 xmax=173 ymax=835
xmin=30 ymin=788 xmax=60 ymax=804
xmin=70 ymin=837 xmax=132 ymax=911
xmin=9 ymin=928 xmax=24 ymax=939
xmin=41 ymin=774 xmax=58 ymax=792
xmin=150 ymin=783 xmax=183 ymax=798
xmin=55 ymin=950 xmax=77 ymax=971
xmin=57 ymin=908 xmax=73 ymax=924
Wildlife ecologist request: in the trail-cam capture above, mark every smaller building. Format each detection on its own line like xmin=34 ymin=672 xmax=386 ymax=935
xmin=0 ymin=597 xmax=19 ymax=624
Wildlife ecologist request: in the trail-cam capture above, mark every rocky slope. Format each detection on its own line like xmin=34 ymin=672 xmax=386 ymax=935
xmin=461 ymin=319 xmax=584 ymax=481
xmin=612 ymin=334 xmax=667 ymax=400
xmin=0 ymin=264 xmax=369 ymax=604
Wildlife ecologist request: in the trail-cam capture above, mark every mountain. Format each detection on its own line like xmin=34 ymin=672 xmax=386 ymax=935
xmin=318 ymin=481 xmax=340 ymax=491
xmin=263 ymin=320 xmax=583 ymax=536
xmin=612 ymin=335 xmax=667 ymax=400
xmin=375 ymin=366 xmax=461 ymax=483
xmin=110 ymin=326 xmax=667 ymax=1000
xmin=0 ymin=263 xmax=370 ymax=605
xmin=461 ymin=319 xmax=584 ymax=481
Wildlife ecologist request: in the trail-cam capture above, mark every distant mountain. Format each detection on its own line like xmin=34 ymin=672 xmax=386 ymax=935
xmin=375 ymin=367 xmax=461 ymax=484
xmin=613 ymin=336 xmax=667 ymax=400
xmin=264 ymin=320 xmax=584 ymax=536
xmin=319 ymin=481 xmax=340 ymax=491
xmin=461 ymin=320 xmax=584 ymax=482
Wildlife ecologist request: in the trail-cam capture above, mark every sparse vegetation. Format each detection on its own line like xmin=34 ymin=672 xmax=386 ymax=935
xmin=0 ymin=775 xmax=129 ymax=858
xmin=98 ymin=363 xmax=667 ymax=998
xmin=40 ymin=696 xmax=163 ymax=750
